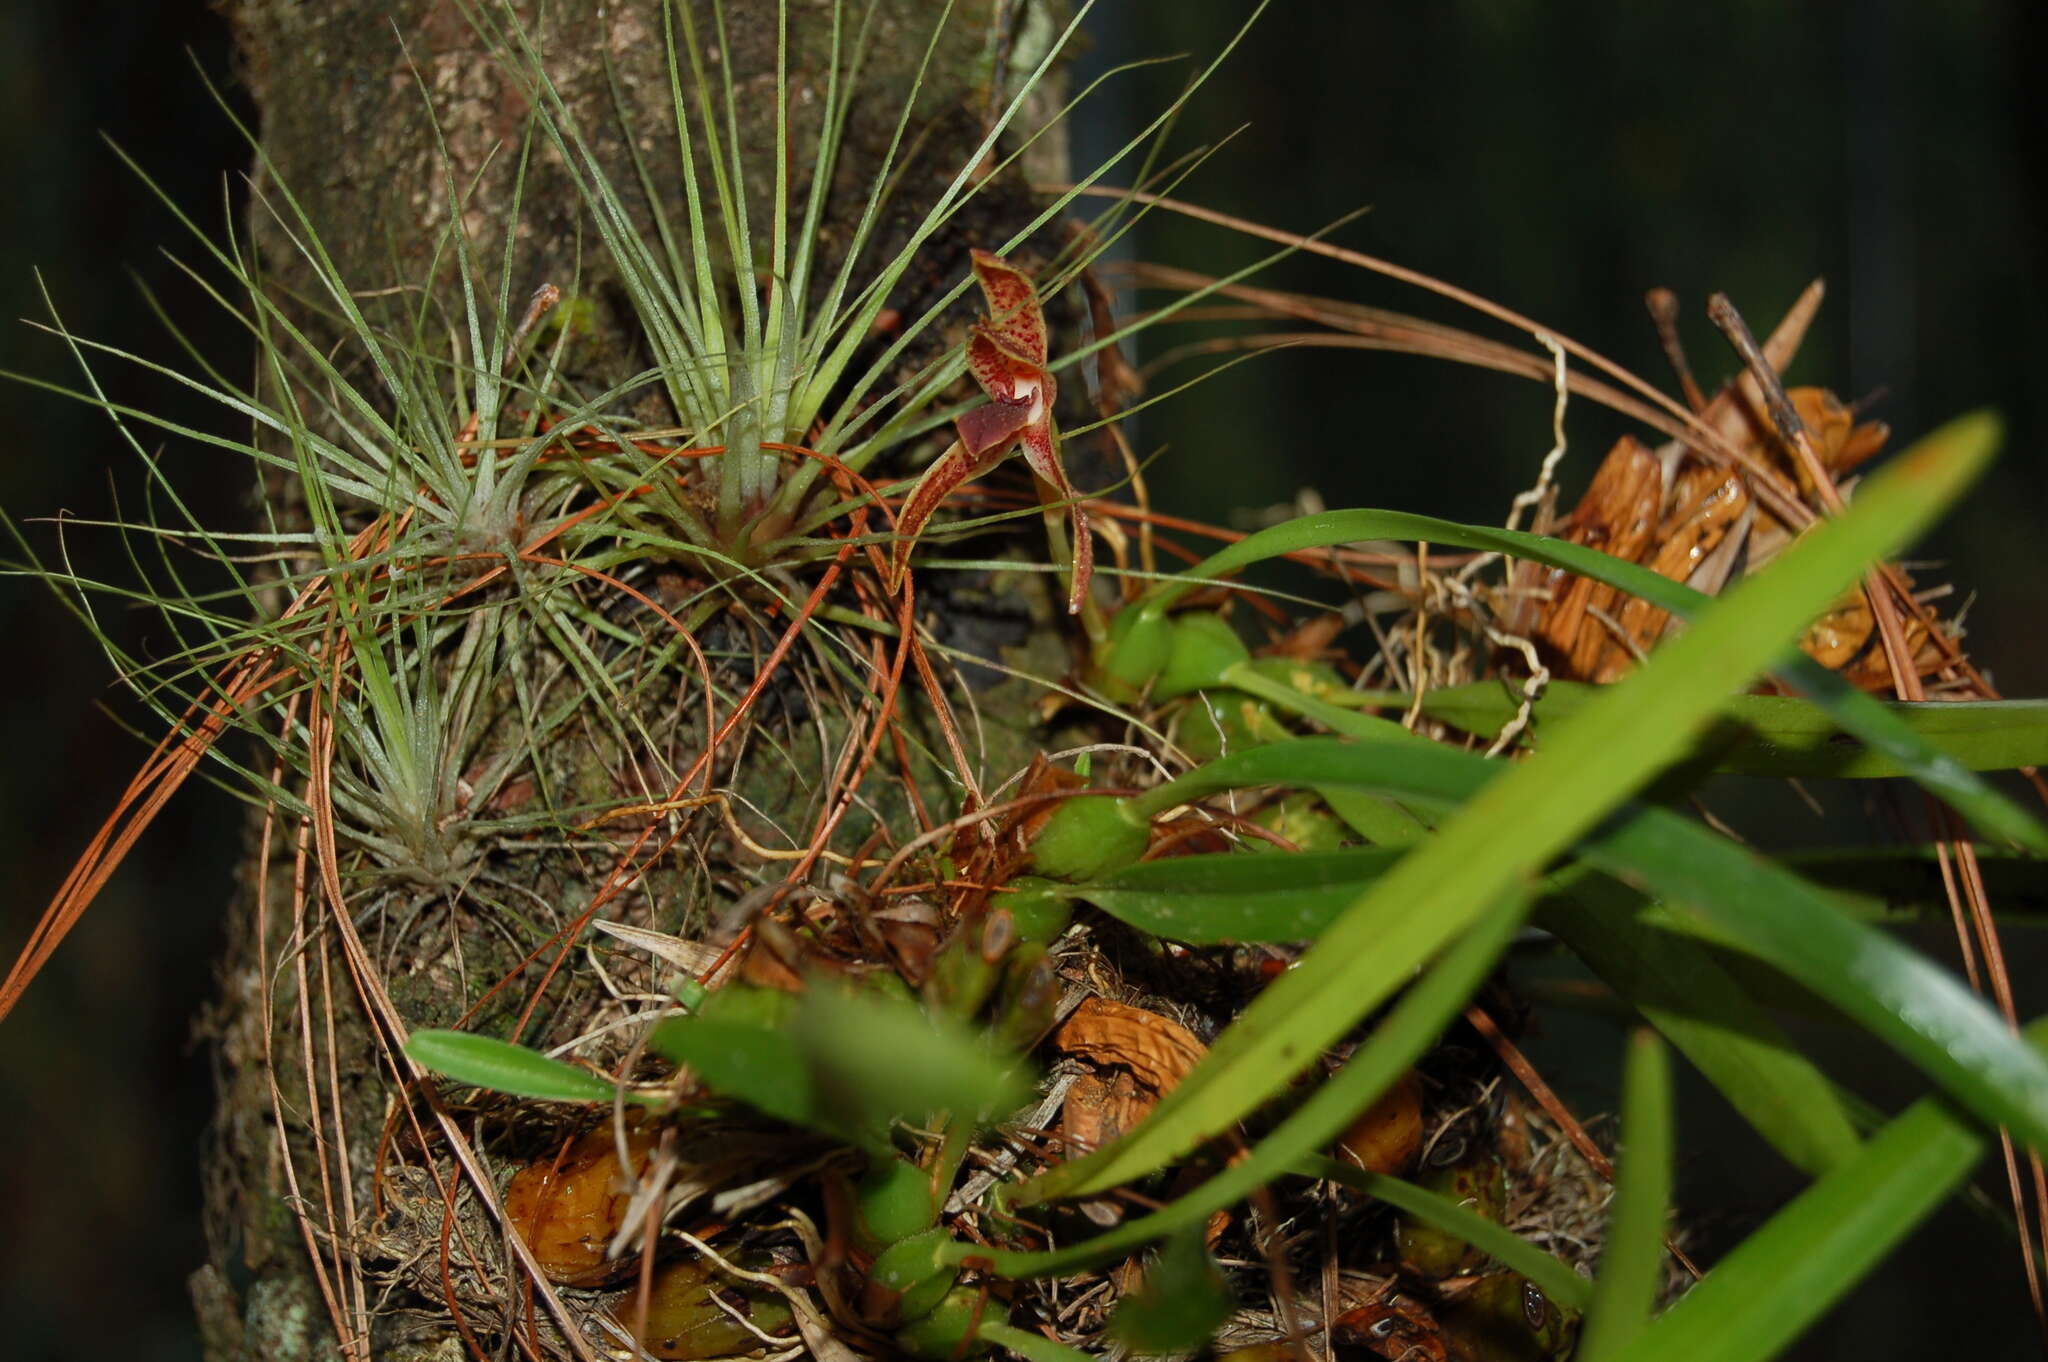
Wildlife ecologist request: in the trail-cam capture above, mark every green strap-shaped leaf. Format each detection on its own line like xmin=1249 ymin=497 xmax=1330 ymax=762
xmin=1606 ymin=1020 xmax=2048 ymax=1362
xmin=971 ymin=896 xmax=1581 ymax=1300
xmin=1086 ymin=732 xmax=2048 ymax=1166
xmin=1415 ymin=680 xmax=2048 ymax=779
xmin=1784 ymin=845 xmax=2048 ymax=922
xmin=405 ymin=1029 xmax=644 ymax=1105
xmin=1128 ymin=413 xmax=2042 ymax=854
xmin=1579 ymin=1031 xmax=1676 ymax=1362
xmin=1072 ymin=846 xmax=1406 ymax=943
xmin=1536 ymin=879 xmax=1862 ymax=1176
xmin=1016 ymin=409 xmax=2000 ymax=1204
xmin=1074 ymin=843 xmax=1860 ymax=1176
xmin=1303 ymin=1157 xmax=1592 ymax=1312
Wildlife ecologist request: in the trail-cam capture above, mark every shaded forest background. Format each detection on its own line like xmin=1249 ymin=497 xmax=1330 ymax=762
xmin=0 ymin=2 xmax=2043 ymax=1359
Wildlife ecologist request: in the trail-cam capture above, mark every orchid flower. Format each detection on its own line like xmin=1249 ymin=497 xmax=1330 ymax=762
xmin=894 ymin=250 xmax=1094 ymax=614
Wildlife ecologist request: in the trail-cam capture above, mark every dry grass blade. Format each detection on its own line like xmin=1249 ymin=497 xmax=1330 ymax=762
xmin=1054 ymin=182 xmax=1818 ymax=528
xmin=0 ymin=511 xmax=406 ymax=1023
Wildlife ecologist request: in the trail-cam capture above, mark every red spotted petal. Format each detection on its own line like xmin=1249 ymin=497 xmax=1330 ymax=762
xmin=964 ymin=328 xmax=1052 ymax=424
xmin=1064 ymin=503 xmax=1094 ymax=615
xmin=1013 ymin=419 xmax=1055 ymax=488
xmin=892 ymin=440 xmax=1010 ymax=589
xmin=1018 ymin=421 xmax=1094 ymax=615
xmin=963 ymin=330 xmax=1022 ymax=405
xmin=969 ymin=249 xmax=1048 ymax=368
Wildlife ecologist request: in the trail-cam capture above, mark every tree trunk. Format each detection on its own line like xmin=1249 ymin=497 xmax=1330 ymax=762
xmin=193 ymin=4 xmax=1070 ymax=1357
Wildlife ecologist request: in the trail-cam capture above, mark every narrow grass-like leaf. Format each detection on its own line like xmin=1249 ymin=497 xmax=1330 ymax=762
xmin=1020 ymin=408 xmax=1997 ymax=1202
xmin=1299 ymin=1155 xmax=1593 ymax=1312
xmin=1578 ymin=1030 xmax=1674 ymax=1362
xmin=1606 ymin=1019 xmax=2048 ymax=1362
xmin=1415 ymin=680 xmax=2048 ymax=779
xmin=405 ymin=1029 xmax=641 ymax=1105
xmin=1126 ymin=414 xmax=2040 ymax=854
xmin=1785 ymin=846 xmax=2048 ymax=922
xmin=971 ymin=894 xmax=1598 ymax=1313
xmin=1075 ymin=840 xmax=1858 ymax=1176
xmin=1538 ymin=880 xmax=1861 ymax=1176
xmin=1579 ymin=803 xmax=2048 ymax=1152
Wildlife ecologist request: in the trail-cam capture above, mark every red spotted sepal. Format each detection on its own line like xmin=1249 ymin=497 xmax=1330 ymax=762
xmin=893 ymin=251 xmax=1093 ymax=613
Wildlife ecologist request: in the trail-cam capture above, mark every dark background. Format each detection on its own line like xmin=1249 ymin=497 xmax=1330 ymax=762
xmin=1 ymin=2 xmax=2044 ymax=1358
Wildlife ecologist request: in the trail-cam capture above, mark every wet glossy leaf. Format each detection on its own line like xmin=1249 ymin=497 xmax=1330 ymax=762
xmin=505 ymin=1126 xmax=654 ymax=1285
xmin=1414 ymin=680 xmax=2048 ymax=779
xmin=405 ymin=1029 xmax=634 ymax=1105
xmin=1334 ymin=1068 xmax=1425 ymax=1177
xmin=1578 ymin=1031 xmax=1673 ymax=1361
xmin=1604 ymin=1019 xmax=2048 ymax=1362
xmin=621 ymin=1251 xmax=796 ymax=1360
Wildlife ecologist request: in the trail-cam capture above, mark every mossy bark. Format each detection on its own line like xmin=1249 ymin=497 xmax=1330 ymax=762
xmin=195 ymin=3 xmax=1071 ymax=1357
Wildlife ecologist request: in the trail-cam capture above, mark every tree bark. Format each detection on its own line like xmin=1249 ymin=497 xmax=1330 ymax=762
xmin=193 ymin=4 xmax=1068 ymax=1357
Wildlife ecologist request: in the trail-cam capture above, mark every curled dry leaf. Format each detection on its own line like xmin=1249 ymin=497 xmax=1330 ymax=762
xmin=1054 ymin=996 xmax=1208 ymax=1160
xmin=1077 ymin=255 xmax=1144 ymax=416
xmin=591 ymin=919 xmax=728 ymax=979
xmin=504 ymin=1125 xmax=655 ymax=1286
xmin=1061 ymin=1069 xmax=1150 ymax=1157
xmin=1054 ymin=996 xmax=1208 ymax=1094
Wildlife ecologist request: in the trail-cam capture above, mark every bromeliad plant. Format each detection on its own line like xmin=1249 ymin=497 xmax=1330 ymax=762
xmin=9 ymin=2 xmax=2048 ymax=1361
xmin=0 ymin=0 xmax=1186 ymax=922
